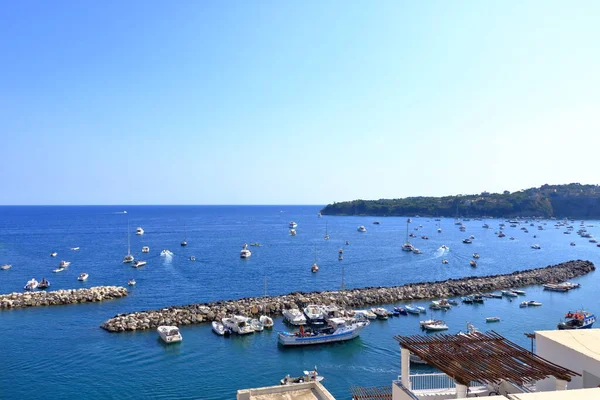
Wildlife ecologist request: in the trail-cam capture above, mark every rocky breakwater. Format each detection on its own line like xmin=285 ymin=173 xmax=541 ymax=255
xmin=0 ymin=286 xmax=128 ymax=309
xmin=101 ymin=259 xmax=594 ymax=332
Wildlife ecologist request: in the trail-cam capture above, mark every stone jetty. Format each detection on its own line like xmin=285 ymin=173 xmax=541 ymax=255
xmin=0 ymin=286 xmax=128 ymax=309
xmin=101 ymin=260 xmax=594 ymax=332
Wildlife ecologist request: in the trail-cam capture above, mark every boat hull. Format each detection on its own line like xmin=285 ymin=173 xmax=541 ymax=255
xmin=278 ymin=326 xmax=364 ymax=346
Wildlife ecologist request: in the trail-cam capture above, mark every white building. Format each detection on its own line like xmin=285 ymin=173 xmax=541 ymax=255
xmin=237 ymin=381 xmax=335 ymax=400
xmin=535 ymin=329 xmax=600 ymax=391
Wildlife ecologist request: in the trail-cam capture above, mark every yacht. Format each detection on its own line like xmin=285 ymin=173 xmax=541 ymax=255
xmin=501 ymin=290 xmax=518 ymax=297
xmin=212 ymin=321 xmax=231 ymax=336
xmin=277 ymin=317 xmax=369 ymax=346
xmin=282 ymin=309 xmax=307 ymax=325
xmin=128 ymin=279 xmax=136 ymax=286
xmin=304 ymin=305 xmax=326 ymax=325
xmin=133 ymin=260 xmax=147 ymax=268
xmin=38 ymin=278 xmax=50 ymax=289
xmin=353 ymin=310 xmax=377 ymax=320
xmin=240 ymin=244 xmax=252 ymax=258
xmin=141 ymin=246 xmax=150 ymax=253
xmin=527 ymin=300 xmax=543 ymax=306
xmin=357 ymin=226 xmax=367 ymax=232
xmin=50 ymin=252 xmax=58 ymax=257
xmin=289 ymin=222 xmax=298 ymax=229
xmin=1 ymin=264 xmax=11 ymax=270
xmin=157 ymin=326 xmax=183 ymax=343
xmin=77 ymin=273 xmax=89 ymax=281
xmin=222 ymin=315 xmax=254 ymax=335
xmin=59 ymin=261 xmax=71 ymax=268
xmin=289 ymin=229 xmax=297 ymax=236
xmin=24 ymin=278 xmax=39 ymax=291
xmin=401 ymin=218 xmax=413 ymax=251
xmin=123 ymin=254 xmax=134 ymax=263
xmin=259 ymin=315 xmax=274 ymax=328
xmin=136 ymin=227 xmax=144 ymax=235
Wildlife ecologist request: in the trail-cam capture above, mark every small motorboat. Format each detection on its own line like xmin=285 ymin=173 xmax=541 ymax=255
xmin=512 ymin=289 xmax=526 ymax=295
xmin=469 ymin=235 xmax=475 ymax=239
xmin=501 ymin=290 xmax=518 ymax=298
xmin=420 ymin=236 xmax=428 ymax=240
xmin=470 ymin=260 xmax=477 ymax=267
xmin=289 ymin=221 xmax=298 ymax=229
xmin=280 ymin=367 xmax=323 ymax=385
xmin=394 ymin=307 xmax=408 ymax=316
xmin=70 ymin=247 xmax=80 ymax=251
xmin=77 ymin=273 xmax=89 ymax=281
xmin=128 ymin=279 xmax=136 ymax=286
xmin=133 ymin=260 xmax=147 ymax=268
xmin=462 ymin=239 xmax=472 ymax=244
xmin=141 ymin=246 xmax=150 ymax=253
xmin=472 ymin=253 xmax=480 ymax=259
xmin=371 ymin=307 xmax=389 ymax=320
xmin=50 ymin=252 xmax=58 ymax=257
xmin=311 ymin=263 xmax=319 ymax=273
xmin=250 ymin=243 xmax=262 ymax=247
xmin=412 ymin=248 xmax=422 ymax=254
xmin=373 ymin=221 xmax=380 ymax=225
xmin=416 ymin=306 xmax=426 ymax=313
xmin=180 ymin=240 xmax=187 ymax=247
xmin=38 ymin=278 xmax=50 ymax=290
xmin=24 ymin=278 xmax=39 ymax=291
xmin=405 ymin=305 xmax=420 ymax=315
xmin=353 ymin=310 xmax=377 ymax=320
xmin=160 ymin=250 xmax=173 ymax=256
xmin=527 ymin=300 xmax=543 ymax=306
xmin=136 ymin=227 xmax=144 ymax=235
xmin=531 ymin=244 xmax=541 ymax=249
xmin=570 ymin=242 xmax=576 ymax=246
xmin=486 ymin=317 xmax=500 ymax=323
xmin=447 ymin=299 xmax=459 ymax=306
xmin=240 ymin=244 xmax=252 ymax=258
xmin=345 ymin=241 xmax=350 ymax=245
xmin=520 ymin=301 xmax=528 ymax=308
xmin=1 ymin=264 xmax=11 ymax=270
xmin=282 ymin=309 xmax=307 ymax=325
xmin=157 ymin=326 xmax=182 ymax=343
xmin=53 ymin=267 xmax=65 ymax=273
xmin=423 ymin=321 xmax=449 ymax=331
xmin=289 ymin=229 xmax=297 ymax=236
xmin=189 ymin=256 xmax=196 ymax=261
xmin=59 ymin=261 xmax=71 ymax=268
xmin=212 ymin=321 xmax=231 ymax=336
xmin=259 ymin=315 xmax=274 ymax=328
xmin=357 ymin=226 xmax=367 ymax=232
xmin=441 ymin=259 xmax=449 ymax=264
xmin=419 ymin=319 xmax=440 ymax=327
xmin=250 ymin=319 xmax=264 ymax=332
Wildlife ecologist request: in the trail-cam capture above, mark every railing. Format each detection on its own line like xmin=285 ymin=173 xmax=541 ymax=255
xmin=407 ymin=373 xmax=483 ymax=391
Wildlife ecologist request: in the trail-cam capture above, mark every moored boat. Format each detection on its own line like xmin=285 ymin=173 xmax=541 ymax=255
xmin=423 ymin=320 xmax=448 ymax=331
xmin=501 ymin=290 xmax=518 ymax=298
xmin=133 ymin=260 xmax=147 ymax=268
xmin=50 ymin=252 xmax=58 ymax=257
xmin=282 ymin=309 xmax=307 ymax=325
xmin=277 ymin=317 xmax=369 ymax=346
xmin=59 ymin=260 xmax=71 ymax=268
xmin=1 ymin=264 xmax=11 ymax=270
xmin=486 ymin=317 xmax=500 ymax=323
xmin=357 ymin=226 xmax=367 ymax=232
xmin=527 ymin=300 xmax=542 ymax=306
xmin=141 ymin=246 xmax=150 ymax=253
xmin=222 ymin=315 xmax=254 ymax=335
xmin=128 ymin=279 xmax=136 ymax=286
xmin=558 ymin=310 xmax=595 ymax=330
xmin=405 ymin=305 xmax=421 ymax=315
xmin=212 ymin=321 xmax=231 ymax=336
xmin=38 ymin=278 xmax=50 ymax=289
xmin=136 ymin=227 xmax=144 ymax=235
xmin=240 ymin=244 xmax=252 ymax=258
xmin=24 ymin=278 xmax=38 ymax=291
xmin=77 ymin=273 xmax=88 ymax=281
xmin=304 ymin=305 xmax=326 ymax=325
xmin=259 ymin=315 xmax=274 ymax=328
xmin=371 ymin=307 xmax=389 ymax=320
xmin=157 ymin=326 xmax=182 ymax=343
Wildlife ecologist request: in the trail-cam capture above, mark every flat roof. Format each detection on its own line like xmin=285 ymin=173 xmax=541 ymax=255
xmin=536 ymin=330 xmax=600 ymax=363
xmin=508 ymin=387 xmax=600 ymax=400
xmin=249 ymin=388 xmax=323 ymax=400
xmin=237 ymin=382 xmax=336 ymax=400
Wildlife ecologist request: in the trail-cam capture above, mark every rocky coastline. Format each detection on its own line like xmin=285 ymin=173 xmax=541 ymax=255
xmin=0 ymin=286 xmax=128 ymax=309
xmin=101 ymin=260 xmax=594 ymax=332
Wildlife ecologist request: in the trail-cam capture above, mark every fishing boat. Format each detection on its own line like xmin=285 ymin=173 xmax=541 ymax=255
xmin=486 ymin=317 xmax=500 ymax=323
xmin=558 ymin=310 xmax=596 ymax=330
xmin=157 ymin=326 xmax=182 ymax=343
xmin=371 ymin=307 xmax=389 ymax=320
xmin=50 ymin=252 xmax=57 ymax=257
xmin=141 ymin=246 xmax=150 ymax=253
xmin=282 ymin=309 xmax=307 ymax=325
xmin=1 ymin=264 xmax=11 ymax=270
xmin=304 ymin=305 xmax=326 ymax=325
xmin=133 ymin=260 xmax=147 ymax=268
xmin=357 ymin=226 xmax=367 ymax=232
xmin=212 ymin=321 xmax=231 ymax=336
xmin=128 ymin=279 xmax=136 ymax=286
xmin=277 ymin=317 xmax=369 ymax=346
xmin=38 ymin=278 xmax=50 ymax=289
xmin=24 ymin=278 xmax=38 ymax=291
xmin=240 ymin=243 xmax=252 ymax=258
xmin=77 ymin=273 xmax=89 ymax=281
xmin=280 ymin=367 xmax=323 ymax=385
xmin=405 ymin=305 xmax=421 ymax=315
xmin=136 ymin=227 xmax=144 ymax=235
xmin=222 ymin=315 xmax=254 ymax=335
xmin=259 ymin=315 xmax=274 ymax=328
xmin=423 ymin=320 xmax=449 ymax=331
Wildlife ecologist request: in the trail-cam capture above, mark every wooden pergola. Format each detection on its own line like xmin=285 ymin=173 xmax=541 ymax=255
xmin=350 ymin=385 xmax=392 ymax=400
xmin=393 ymin=330 xmax=579 ymax=387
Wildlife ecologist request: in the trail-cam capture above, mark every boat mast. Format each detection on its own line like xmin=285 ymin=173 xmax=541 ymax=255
xmin=127 ymin=218 xmax=131 ymax=256
xmin=405 ymin=218 xmax=410 ymax=244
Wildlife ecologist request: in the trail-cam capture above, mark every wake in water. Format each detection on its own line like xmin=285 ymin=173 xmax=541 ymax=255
xmin=112 ymin=211 xmax=127 ymax=214
xmin=434 ymin=246 xmax=450 ymax=257
xmin=160 ymin=250 xmax=174 ymax=263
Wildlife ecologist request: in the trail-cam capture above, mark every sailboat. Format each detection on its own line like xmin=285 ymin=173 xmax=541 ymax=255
xmin=181 ymin=225 xmax=188 ymax=247
xmin=123 ymin=219 xmax=134 ymax=263
xmin=437 ymin=219 xmax=442 ymax=233
xmin=401 ymin=218 xmax=414 ymax=251
xmin=311 ymin=246 xmax=319 ymax=273
xmin=324 ymin=221 xmax=329 ymax=240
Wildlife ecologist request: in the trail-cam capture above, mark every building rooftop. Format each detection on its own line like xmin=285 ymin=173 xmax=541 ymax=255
xmin=535 ymin=330 xmax=600 ymax=364
xmin=237 ymin=382 xmax=336 ymax=400
xmin=508 ymin=387 xmax=600 ymax=399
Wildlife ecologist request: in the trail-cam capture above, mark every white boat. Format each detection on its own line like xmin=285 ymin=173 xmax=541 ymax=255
xmin=277 ymin=317 xmax=369 ymax=346
xmin=304 ymin=305 xmax=326 ymax=325
xmin=189 ymin=256 xmax=196 ymax=261
xmin=136 ymin=227 xmax=144 ymax=235
xmin=240 ymin=244 xmax=252 ymax=258
xmin=250 ymin=319 xmax=264 ymax=332
xmin=324 ymin=221 xmax=329 ymax=240
xmin=77 ymin=273 xmax=88 ymax=281
xmin=419 ymin=319 xmax=441 ymax=327
xmin=520 ymin=301 xmax=529 ymax=308
xmin=512 ymin=289 xmax=526 ymax=295
xmin=528 ymin=300 xmax=543 ymax=306
xmin=401 ymin=218 xmax=413 ymax=251
xmin=24 ymin=278 xmax=38 ymax=291
xmin=1 ymin=264 xmax=11 ymax=270
xmin=141 ymin=246 xmax=150 ymax=253
xmin=128 ymin=279 xmax=136 ymax=286
xmin=222 ymin=315 xmax=254 ymax=335
xmin=124 ymin=220 xmax=134 ymax=263
xmin=289 ymin=221 xmax=298 ymax=228
xmin=280 ymin=367 xmax=324 ymax=385
xmin=133 ymin=260 xmax=147 ymax=268
xmin=50 ymin=252 xmax=57 ymax=257
xmin=71 ymin=247 xmax=80 ymax=251
xmin=282 ymin=309 xmax=307 ymax=325
xmin=212 ymin=321 xmax=231 ymax=336
xmin=501 ymin=290 xmax=518 ymax=297
xmin=311 ymin=246 xmax=319 ymax=273
xmin=486 ymin=317 xmax=501 ymax=323
xmin=259 ymin=315 xmax=274 ymax=328
xmin=357 ymin=226 xmax=367 ymax=232
xmin=59 ymin=261 xmax=71 ymax=268
xmin=157 ymin=326 xmax=182 ymax=343
xmin=423 ymin=321 xmax=449 ymax=331
xmin=371 ymin=307 xmax=389 ymax=320
xmin=353 ymin=309 xmax=377 ymax=320
xmin=289 ymin=229 xmax=297 ymax=236
xmin=53 ymin=267 xmax=65 ymax=273
xmin=160 ymin=249 xmax=173 ymax=256
xmin=412 ymin=248 xmax=422 ymax=254
xmin=441 ymin=259 xmax=449 ymax=264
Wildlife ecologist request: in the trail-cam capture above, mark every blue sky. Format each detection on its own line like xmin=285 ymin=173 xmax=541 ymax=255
xmin=1 ymin=1 xmax=599 ymax=205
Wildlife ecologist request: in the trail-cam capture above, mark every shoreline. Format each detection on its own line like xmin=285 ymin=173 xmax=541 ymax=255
xmin=101 ymin=259 xmax=594 ymax=332
xmin=0 ymin=286 xmax=128 ymax=309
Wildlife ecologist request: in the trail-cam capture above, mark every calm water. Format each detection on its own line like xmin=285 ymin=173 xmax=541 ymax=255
xmin=1 ymin=206 xmax=599 ymax=399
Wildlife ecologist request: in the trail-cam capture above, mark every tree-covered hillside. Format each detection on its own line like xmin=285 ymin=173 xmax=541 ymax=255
xmin=320 ymin=184 xmax=600 ymax=219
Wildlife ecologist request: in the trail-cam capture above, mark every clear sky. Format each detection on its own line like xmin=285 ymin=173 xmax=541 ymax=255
xmin=1 ymin=1 xmax=599 ymax=205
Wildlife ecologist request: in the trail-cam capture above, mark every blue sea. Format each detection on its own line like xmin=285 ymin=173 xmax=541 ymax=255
xmin=1 ymin=206 xmax=599 ymax=399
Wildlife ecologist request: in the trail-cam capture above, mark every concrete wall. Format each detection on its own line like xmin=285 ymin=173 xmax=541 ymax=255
xmin=237 ymin=381 xmax=336 ymax=400
xmin=536 ymin=334 xmax=600 ymax=391
xmin=392 ymin=381 xmax=419 ymax=400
